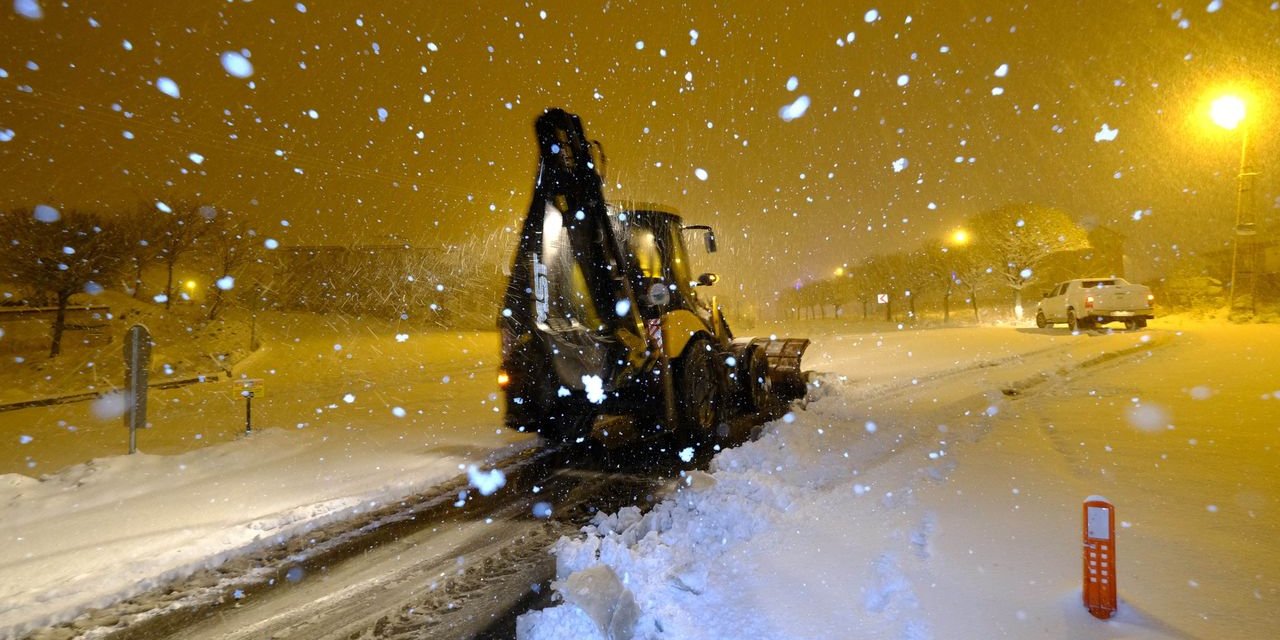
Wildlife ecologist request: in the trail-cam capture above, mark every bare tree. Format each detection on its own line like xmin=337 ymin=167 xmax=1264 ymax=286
xmin=155 ymin=202 xmax=212 ymax=309
xmin=931 ymin=241 xmax=991 ymax=323
xmin=116 ymin=203 xmax=166 ymax=299
xmin=202 ymin=211 xmax=258 ymax=320
xmin=848 ymin=263 xmax=877 ymax=320
xmin=968 ymin=203 xmax=1090 ymax=319
xmin=896 ymin=249 xmax=938 ymax=322
xmin=0 ymin=208 xmax=126 ymax=357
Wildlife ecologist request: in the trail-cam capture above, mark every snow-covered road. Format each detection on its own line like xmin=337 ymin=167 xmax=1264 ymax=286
xmin=520 ymin=320 xmax=1279 ymax=639
xmin=2 ymin=319 xmax=1276 ymax=640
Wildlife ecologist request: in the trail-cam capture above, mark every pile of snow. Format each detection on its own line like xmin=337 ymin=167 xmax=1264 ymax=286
xmin=521 ymin=322 xmax=1280 ymax=639
xmin=520 ymin=377 xmax=953 ymax=638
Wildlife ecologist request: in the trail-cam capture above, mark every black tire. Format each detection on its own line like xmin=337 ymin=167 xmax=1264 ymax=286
xmin=1067 ymin=309 xmax=1079 ymax=332
xmin=513 ymin=352 xmax=596 ymax=443
xmin=675 ymin=338 xmax=723 ymax=446
xmin=1035 ymin=312 xmax=1047 ymax=329
xmin=743 ymin=347 xmax=777 ymax=416
xmin=1123 ymin=319 xmax=1137 ymax=331
xmin=1135 ymin=318 xmax=1147 ymax=329
xmin=540 ymin=411 xmax=594 ymax=443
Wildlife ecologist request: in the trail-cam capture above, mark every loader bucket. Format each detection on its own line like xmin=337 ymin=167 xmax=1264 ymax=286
xmin=748 ymin=337 xmax=810 ymax=398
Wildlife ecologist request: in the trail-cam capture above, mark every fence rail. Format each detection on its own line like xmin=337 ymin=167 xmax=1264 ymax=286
xmin=0 ymin=305 xmax=111 ymax=320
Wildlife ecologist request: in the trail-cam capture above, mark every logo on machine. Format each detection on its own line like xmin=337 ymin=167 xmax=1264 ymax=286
xmin=532 ymin=252 xmax=549 ymax=324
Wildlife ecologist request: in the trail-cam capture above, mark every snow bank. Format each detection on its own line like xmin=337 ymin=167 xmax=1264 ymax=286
xmin=521 ymin=322 xmax=1280 ymax=639
xmin=0 ymin=425 xmax=533 ymax=637
xmin=521 ymin=377 xmax=940 ymax=639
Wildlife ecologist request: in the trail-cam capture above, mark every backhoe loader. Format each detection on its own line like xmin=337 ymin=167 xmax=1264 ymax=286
xmin=497 ymin=108 xmax=809 ymax=444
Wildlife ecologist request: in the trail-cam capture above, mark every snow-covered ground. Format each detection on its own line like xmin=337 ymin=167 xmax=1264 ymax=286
xmin=520 ymin=319 xmax=1280 ymax=639
xmin=0 ymin=314 xmax=535 ymax=638
xmin=1 ymin=317 xmax=1276 ymax=639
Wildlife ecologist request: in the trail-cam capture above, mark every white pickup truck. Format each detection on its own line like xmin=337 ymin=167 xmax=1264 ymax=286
xmin=1035 ymin=278 xmax=1154 ymax=331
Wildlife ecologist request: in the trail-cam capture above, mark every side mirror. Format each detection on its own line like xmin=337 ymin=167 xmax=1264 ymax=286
xmin=682 ymin=224 xmax=717 ymax=253
xmin=695 ymin=272 xmax=719 ymax=287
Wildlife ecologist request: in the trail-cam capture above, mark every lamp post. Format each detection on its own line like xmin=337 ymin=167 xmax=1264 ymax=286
xmin=943 ymin=228 xmax=972 ymax=323
xmin=1209 ymin=94 xmax=1257 ymax=316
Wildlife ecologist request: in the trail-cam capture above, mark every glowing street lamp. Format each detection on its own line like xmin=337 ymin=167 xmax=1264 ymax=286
xmin=948 ymin=228 xmax=971 ymax=247
xmin=1209 ymin=95 xmax=1246 ymax=130
xmin=1208 ymin=92 xmax=1257 ymax=315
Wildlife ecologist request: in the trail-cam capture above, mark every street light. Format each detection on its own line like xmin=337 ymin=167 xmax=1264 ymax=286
xmin=1209 ymin=92 xmax=1257 ymax=315
xmin=941 ymin=228 xmax=971 ymax=323
xmin=1209 ymin=95 xmax=1246 ymax=130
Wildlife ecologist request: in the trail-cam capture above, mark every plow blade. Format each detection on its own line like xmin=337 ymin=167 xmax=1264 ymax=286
xmin=743 ymin=337 xmax=810 ymax=398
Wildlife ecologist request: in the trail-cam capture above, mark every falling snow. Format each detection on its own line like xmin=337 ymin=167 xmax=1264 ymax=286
xmin=13 ymin=0 xmax=42 ymax=21
xmin=219 ymin=51 xmax=254 ymax=79
xmin=778 ymin=95 xmax=811 ymax=121
xmin=155 ymin=77 xmax=180 ymax=98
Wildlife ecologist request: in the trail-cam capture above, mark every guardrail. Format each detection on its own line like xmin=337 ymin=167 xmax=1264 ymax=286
xmin=0 ymin=305 xmax=111 ymax=320
xmin=0 ymin=373 xmax=222 ymax=413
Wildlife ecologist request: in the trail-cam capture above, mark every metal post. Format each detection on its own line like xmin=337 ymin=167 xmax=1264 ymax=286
xmin=1227 ymin=123 xmax=1251 ymax=317
xmin=245 ymin=394 xmax=253 ymax=434
xmin=123 ymin=324 xmax=151 ymax=454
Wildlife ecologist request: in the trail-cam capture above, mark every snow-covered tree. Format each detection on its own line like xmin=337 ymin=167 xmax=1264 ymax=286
xmin=934 ymin=241 xmax=992 ymax=323
xmin=967 ymin=204 xmax=1090 ymax=319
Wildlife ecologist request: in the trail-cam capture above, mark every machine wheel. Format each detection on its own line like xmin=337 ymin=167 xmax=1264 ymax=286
xmin=675 ymin=338 xmax=724 ymax=446
xmin=1123 ymin=318 xmax=1137 ymax=331
xmin=1035 ymin=312 xmax=1047 ymax=329
xmin=1067 ymin=310 xmax=1080 ymax=332
xmin=744 ymin=347 xmax=776 ymax=415
xmin=540 ymin=411 xmax=595 ymax=443
xmin=1135 ymin=318 xmax=1147 ymax=329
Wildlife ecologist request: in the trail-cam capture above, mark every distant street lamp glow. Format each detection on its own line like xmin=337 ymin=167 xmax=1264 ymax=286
xmin=834 ymin=267 xmax=845 ymax=277
xmin=184 ymin=280 xmax=197 ymax=291
xmin=949 ymin=229 xmax=970 ymax=246
xmin=1209 ymin=95 xmax=1246 ymax=130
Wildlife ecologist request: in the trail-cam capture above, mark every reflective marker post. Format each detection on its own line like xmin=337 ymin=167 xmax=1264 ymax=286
xmin=123 ymin=324 xmax=151 ymax=454
xmin=1082 ymin=496 xmax=1118 ymax=619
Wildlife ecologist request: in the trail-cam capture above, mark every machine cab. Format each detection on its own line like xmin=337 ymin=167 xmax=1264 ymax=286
xmin=610 ymin=204 xmax=717 ymax=319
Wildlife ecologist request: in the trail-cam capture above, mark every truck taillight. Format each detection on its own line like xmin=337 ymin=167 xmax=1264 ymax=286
xmin=1086 ymin=296 xmax=1094 ymax=309
xmin=1147 ymin=293 xmax=1154 ymax=305
xmin=497 ymin=371 xmax=511 ymax=388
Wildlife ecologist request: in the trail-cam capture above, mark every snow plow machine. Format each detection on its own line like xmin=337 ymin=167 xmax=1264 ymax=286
xmin=497 ymin=108 xmax=809 ymax=444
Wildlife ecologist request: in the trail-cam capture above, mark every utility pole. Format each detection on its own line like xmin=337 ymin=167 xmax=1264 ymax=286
xmin=1226 ymin=117 xmax=1260 ymax=317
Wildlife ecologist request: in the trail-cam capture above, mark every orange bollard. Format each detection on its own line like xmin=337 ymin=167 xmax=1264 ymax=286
xmin=1082 ymin=496 xmax=1117 ymax=619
